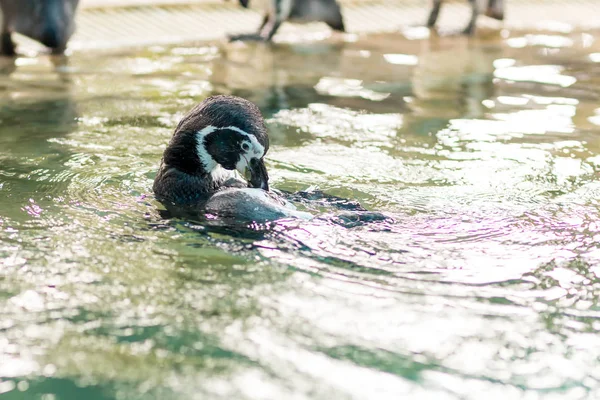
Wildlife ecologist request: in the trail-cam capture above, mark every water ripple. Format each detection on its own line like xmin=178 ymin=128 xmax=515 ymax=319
xmin=2 ymin=29 xmax=600 ymax=400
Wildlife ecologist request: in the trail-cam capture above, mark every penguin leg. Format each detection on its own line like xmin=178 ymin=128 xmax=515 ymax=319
xmin=485 ymin=0 xmax=504 ymax=20
xmin=228 ymin=14 xmax=270 ymax=41
xmin=51 ymin=45 xmax=67 ymax=55
xmin=0 ymin=32 xmax=16 ymax=56
xmin=229 ymin=0 xmax=287 ymax=42
xmin=0 ymin=15 xmax=16 ymax=56
xmin=258 ymin=13 xmax=270 ymax=31
xmin=427 ymin=0 xmax=443 ymax=28
xmin=258 ymin=15 xmax=283 ymax=41
xmin=326 ymin=2 xmax=346 ymax=32
xmin=259 ymin=0 xmax=294 ymax=41
xmin=462 ymin=0 xmax=479 ymax=35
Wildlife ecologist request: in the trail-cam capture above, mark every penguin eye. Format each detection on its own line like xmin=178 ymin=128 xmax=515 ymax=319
xmin=241 ymin=142 xmax=250 ymax=152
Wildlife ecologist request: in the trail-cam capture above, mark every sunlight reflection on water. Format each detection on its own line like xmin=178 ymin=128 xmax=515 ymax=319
xmin=1 ymin=25 xmax=600 ymax=400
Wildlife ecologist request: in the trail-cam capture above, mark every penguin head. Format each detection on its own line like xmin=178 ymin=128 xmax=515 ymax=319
xmin=163 ymin=95 xmax=270 ymax=190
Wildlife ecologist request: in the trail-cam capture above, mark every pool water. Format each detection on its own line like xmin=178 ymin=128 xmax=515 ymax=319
xmin=1 ymin=28 xmax=600 ymax=399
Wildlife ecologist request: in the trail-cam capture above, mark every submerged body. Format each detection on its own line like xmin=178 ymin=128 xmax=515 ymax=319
xmin=230 ymin=0 xmax=345 ymax=42
xmin=0 ymin=0 xmax=80 ymax=55
xmin=205 ymin=187 xmax=311 ymax=221
xmin=153 ymin=95 xmax=310 ymax=222
xmin=427 ymin=0 xmax=504 ymax=35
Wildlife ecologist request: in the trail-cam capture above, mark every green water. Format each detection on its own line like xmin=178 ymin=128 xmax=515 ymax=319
xmin=1 ymin=28 xmax=600 ymax=399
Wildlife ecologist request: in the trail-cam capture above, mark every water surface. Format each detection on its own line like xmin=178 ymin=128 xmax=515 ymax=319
xmin=2 ymin=28 xmax=600 ymax=399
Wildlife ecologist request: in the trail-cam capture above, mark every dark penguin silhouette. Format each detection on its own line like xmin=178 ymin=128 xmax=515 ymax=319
xmin=229 ymin=0 xmax=345 ymax=42
xmin=153 ymin=95 xmax=311 ymax=222
xmin=0 ymin=0 xmax=80 ymax=55
xmin=427 ymin=0 xmax=504 ymax=35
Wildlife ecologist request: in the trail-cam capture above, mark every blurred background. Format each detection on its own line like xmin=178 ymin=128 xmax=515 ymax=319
xmin=9 ymin=0 xmax=600 ymax=52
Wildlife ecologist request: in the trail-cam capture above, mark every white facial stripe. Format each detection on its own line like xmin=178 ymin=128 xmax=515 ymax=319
xmin=196 ymin=124 xmax=265 ymax=164
xmin=194 ymin=127 xmax=234 ymax=181
xmin=195 ymin=125 xmax=266 ymax=180
xmin=222 ymin=126 xmax=265 ymax=159
xmin=195 ymin=125 xmax=218 ymax=173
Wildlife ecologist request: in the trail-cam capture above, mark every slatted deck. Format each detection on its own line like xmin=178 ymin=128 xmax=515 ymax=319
xmin=10 ymin=0 xmax=600 ymax=52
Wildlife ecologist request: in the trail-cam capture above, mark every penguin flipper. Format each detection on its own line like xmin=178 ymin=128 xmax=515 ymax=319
xmin=462 ymin=21 xmax=477 ymax=36
xmin=462 ymin=0 xmax=479 ymax=35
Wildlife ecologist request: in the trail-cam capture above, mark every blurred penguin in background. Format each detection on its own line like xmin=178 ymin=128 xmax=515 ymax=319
xmin=229 ymin=0 xmax=345 ymax=42
xmin=427 ymin=0 xmax=504 ymax=35
xmin=0 ymin=0 xmax=80 ymax=55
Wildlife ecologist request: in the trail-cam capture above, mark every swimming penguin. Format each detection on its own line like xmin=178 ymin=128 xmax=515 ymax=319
xmin=153 ymin=95 xmax=311 ymax=222
xmin=427 ymin=0 xmax=504 ymax=35
xmin=0 ymin=0 xmax=80 ymax=56
xmin=229 ymin=0 xmax=345 ymax=42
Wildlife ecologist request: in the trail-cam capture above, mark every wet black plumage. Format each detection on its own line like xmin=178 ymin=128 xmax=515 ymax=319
xmin=153 ymin=95 xmax=309 ymax=222
xmin=154 ymin=96 xmax=268 ymax=204
xmin=175 ymin=96 xmax=270 ymax=150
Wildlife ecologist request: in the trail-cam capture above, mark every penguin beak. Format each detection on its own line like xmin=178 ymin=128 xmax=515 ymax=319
xmin=245 ymin=158 xmax=269 ymax=191
xmin=239 ymin=0 xmax=250 ymax=8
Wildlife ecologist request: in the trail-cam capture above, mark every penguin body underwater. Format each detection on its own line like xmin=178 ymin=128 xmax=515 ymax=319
xmin=427 ymin=0 xmax=504 ymax=35
xmin=153 ymin=95 xmax=311 ymax=222
xmin=0 ymin=0 xmax=80 ymax=55
xmin=229 ymin=0 xmax=345 ymax=42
